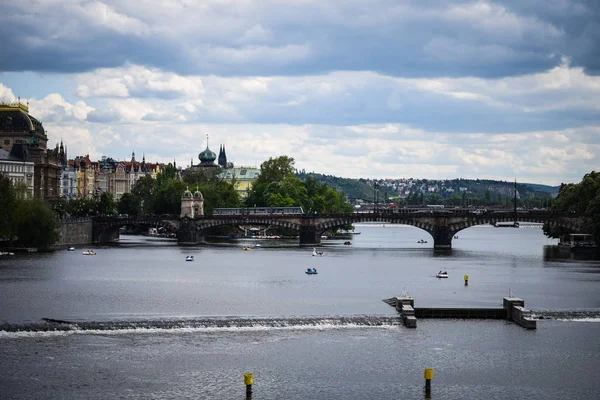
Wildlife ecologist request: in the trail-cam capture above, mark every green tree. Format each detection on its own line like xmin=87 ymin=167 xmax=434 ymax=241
xmin=0 ymin=175 xmax=17 ymax=240
xmin=118 ymin=193 xmax=140 ymax=216
xmin=246 ymin=156 xmax=296 ymax=207
xmin=13 ymin=198 xmax=58 ymax=249
xmin=98 ymin=192 xmax=116 ymax=216
xmin=543 ymin=171 xmax=600 ymax=244
xmin=154 ymin=179 xmax=187 ymax=215
xmin=156 ymin=164 xmax=179 ymax=187
xmin=130 ymin=175 xmax=156 ymax=214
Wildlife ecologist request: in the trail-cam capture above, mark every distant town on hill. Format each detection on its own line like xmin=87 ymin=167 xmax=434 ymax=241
xmin=296 ymin=171 xmax=560 ymax=207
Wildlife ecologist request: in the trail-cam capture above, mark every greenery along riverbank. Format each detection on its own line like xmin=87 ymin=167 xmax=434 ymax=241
xmin=0 ymin=175 xmax=58 ymax=250
xmin=543 ymin=171 xmax=600 ymax=244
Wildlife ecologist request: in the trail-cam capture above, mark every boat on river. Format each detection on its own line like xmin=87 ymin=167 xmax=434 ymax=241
xmin=82 ymin=250 xmax=96 ymax=256
xmin=185 ymin=256 xmax=194 ymax=262
xmin=312 ymin=248 xmax=323 ymax=256
xmin=436 ymin=272 xmax=448 ymax=278
xmin=305 ymin=268 xmax=318 ymax=275
xmin=67 ymin=247 xmax=75 ymax=251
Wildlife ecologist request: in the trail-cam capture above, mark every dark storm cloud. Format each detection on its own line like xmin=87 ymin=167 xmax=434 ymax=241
xmin=1 ymin=0 xmax=598 ymax=78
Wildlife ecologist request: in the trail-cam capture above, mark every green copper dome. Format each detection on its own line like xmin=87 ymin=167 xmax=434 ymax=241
xmin=198 ymin=145 xmax=216 ymax=163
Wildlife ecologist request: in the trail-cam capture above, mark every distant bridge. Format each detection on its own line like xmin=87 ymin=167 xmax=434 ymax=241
xmin=92 ymin=209 xmax=581 ymax=249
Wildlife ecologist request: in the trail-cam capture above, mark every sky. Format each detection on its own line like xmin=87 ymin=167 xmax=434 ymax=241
xmin=1 ymin=0 xmax=599 ymax=186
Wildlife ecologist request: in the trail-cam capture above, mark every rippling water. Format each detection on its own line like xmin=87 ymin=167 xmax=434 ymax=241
xmin=1 ymin=224 xmax=599 ymax=399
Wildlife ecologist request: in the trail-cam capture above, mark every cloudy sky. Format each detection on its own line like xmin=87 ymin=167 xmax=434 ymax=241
xmin=1 ymin=0 xmax=599 ymax=185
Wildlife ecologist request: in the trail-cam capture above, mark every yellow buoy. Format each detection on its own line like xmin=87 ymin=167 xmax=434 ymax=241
xmin=244 ymin=373 xmax=254 ymax=386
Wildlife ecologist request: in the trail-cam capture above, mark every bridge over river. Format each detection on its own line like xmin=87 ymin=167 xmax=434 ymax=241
xmin=92 ymin=209 xmax=581 ymax=249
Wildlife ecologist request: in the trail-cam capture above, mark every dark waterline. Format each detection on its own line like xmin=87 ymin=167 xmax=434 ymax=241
xmin=0 ymin=224 xmax=599 ymax=399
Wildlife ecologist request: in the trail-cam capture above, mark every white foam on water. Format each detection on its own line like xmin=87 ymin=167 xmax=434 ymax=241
xmin=0 ymin=321 xmax=401 ymax=339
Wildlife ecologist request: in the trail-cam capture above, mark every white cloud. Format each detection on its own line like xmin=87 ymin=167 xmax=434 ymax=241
xmin=201 ymin=44 xmax=312 ymax=66
xmin=0 ymin=83 xmax=16 ymax=102
xmin=28 ymin=94 xmax=94 ymax=123
xmin=76 ymin=65 xmax=205 ymax=99
xmin=79 ymin=1 xmax=149 ymax=36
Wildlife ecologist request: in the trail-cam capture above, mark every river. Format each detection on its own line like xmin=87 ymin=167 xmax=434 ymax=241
xmin=0 ymin=224 xmax=599 ymax=399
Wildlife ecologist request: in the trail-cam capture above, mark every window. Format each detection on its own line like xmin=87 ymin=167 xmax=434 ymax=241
xmin=3 ymin=139 xmax=9 ymax=145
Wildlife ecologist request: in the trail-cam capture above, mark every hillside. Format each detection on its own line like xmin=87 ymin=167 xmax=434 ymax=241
xmin=296 ymin=172 xmax=559 ymax=203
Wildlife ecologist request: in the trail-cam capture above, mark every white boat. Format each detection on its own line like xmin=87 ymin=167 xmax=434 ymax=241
xmin=82 ymin=250 xmax=96 ymax=256
xmin=436 ymin=272 xmax=448 ymax=279
xmin=0 ymin=252 xmax=15 ymax=256
xmin=185 ymin=256 xmax=194 ymax=262
xmin=312 ymin=248 xmax=323 ymax=256
xmin=67 ymin=247 xmax=75 ymax=251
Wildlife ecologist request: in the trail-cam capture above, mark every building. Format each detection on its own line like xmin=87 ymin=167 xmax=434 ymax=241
xmin=0 ymin=144 xmax=35 ymax=198
xmin=0 ymin=100 xmax=62 ymax=201
xmin=218 ymin=166 xmax=261 ymax=198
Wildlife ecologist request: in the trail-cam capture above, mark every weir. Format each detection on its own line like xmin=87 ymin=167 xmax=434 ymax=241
xmin=389 ymin=296 xmax=537 ymax=329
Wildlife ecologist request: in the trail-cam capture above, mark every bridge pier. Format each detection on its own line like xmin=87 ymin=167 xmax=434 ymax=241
xmin=431 ymin=226 xmax=453 ymax=249
xmin=177 ymin=218 xmax=205 ymax=245
xmin=299 ymin=226 xmax=321 ymax=246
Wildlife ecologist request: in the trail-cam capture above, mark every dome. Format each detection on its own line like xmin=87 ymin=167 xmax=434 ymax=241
xmin=198 ymin=145 xmax=216 ymax=164
xmin=193 ymin=190 xmax=203 ymax=200
xmin=182 ymin=188 xmax=193 ymax=199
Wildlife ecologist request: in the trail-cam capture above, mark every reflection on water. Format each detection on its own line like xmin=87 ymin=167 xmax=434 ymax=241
xmin=544 ymin=244 xmax=600 ymax=262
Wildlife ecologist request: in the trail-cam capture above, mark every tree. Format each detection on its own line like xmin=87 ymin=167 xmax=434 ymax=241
xmin=98 ymin=192 xmax=116 ymax=216
xmin=154 ymin=179 xmax=187 ymax=215
xmin=12 ymin=198 xmax=58 ymax=249
xmin=118 ymin=193 xmax=140 ymax=216
xmin=543 ymin=171 xmax=600 ymax=244
xmin=0 ymin=175 xmax=17 ymax=240
xmin=131 ymin=176 xmax=156 ymax=214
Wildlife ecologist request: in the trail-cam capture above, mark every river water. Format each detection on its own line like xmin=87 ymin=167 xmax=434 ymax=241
xmin=1 ymin=224 xmax=599 ymax=399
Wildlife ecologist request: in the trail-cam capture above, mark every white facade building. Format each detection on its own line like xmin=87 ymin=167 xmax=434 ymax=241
xmin=0 ymin=148 xmax=35 ymax=198
xmin=60 ymin=164 xmax=77 ymax=200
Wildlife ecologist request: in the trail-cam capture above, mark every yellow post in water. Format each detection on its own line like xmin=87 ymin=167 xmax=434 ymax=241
xmin=424 ymin=368 xmax=434 ymax=380
xmin=244 ymin=373 xmax=253 ymax=397
xmin=424 ymin=368 xmax=433 ymax=395
xmin=464 ymin=275 xmax=469 ymax=286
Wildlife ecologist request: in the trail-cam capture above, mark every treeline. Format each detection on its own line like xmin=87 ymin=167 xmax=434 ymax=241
xmin=0 ymin=175 xmax=58 ymax=249
xmin=247 ymin=156 xmax=352 ymax=214
xmin=296 ymin=172 xmax=558 ymax=208
xmin=543 ymin=171 xmax=600 ymax=244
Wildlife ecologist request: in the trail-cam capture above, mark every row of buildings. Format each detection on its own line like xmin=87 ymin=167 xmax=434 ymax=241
xmin=0 ymin=101 xmax=261 ymax=202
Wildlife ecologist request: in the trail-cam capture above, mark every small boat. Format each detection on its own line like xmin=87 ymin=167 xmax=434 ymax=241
xmin=255 ymin=244 xmax=261 ymax=247
xmin=67 ymin=247 xmax=75 ymax=251
xmin=0 ymin=252 xmax=15 ymax=256
xmin=305 ymin=268 xmax=318 ymax=275
xmin=82 ymin=250 xmax=96 ymax=256
xmin=312 ymin=248 xmax=323 ymax=256
xmin=185 ymin=256 xmax=194 ymax=262
xmin=417 ymin=239 xmax=428 ymax=244
xmin=436 ymin=272 xmax=448 ymax=279
xmin=343 ymin=241 xmax=351 ymax=245
xmin=243 ymin=247 xmax=251 ymax=251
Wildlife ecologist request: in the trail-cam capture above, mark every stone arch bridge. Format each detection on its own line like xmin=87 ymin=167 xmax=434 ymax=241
xmin=92 ymin=210 xmax=581 ymax=249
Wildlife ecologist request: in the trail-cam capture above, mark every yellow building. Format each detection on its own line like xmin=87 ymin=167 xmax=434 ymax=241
xmin=219 ymin=166 xmax=261 ymax=198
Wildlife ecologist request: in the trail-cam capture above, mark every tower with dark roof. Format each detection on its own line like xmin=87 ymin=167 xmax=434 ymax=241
xmin=218 ymin=144 xmax=228 ymax=168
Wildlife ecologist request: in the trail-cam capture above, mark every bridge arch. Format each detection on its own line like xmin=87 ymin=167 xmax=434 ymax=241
xmin=93 ymin=216 xmax=180 ymax=244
